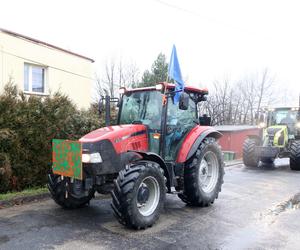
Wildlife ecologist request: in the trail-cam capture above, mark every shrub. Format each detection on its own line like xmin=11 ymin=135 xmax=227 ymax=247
xmin=0 ymin=83 xmax=101 ymax=193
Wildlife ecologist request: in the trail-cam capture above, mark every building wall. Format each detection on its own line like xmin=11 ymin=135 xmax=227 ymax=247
xmin=218 ymin=128 xmax=260 ymax=159
xmin=0 ymin=31 xmax=93 ymax=108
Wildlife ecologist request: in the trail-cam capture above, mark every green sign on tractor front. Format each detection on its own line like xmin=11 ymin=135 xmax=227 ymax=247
xmin=52 ymin=139 xmax=82 ymax=180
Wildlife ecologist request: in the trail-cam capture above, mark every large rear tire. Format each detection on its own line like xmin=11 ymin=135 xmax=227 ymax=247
xmin=178 ymin=138 xmax=224 ymax=206
xmin=243 ymin=138 xmax=259 ymax=167
xmin=111 ymin=161 xmax=166 ymax=229
xmin=290 ymin=141 xmax=300 ymax=171
xmin=47 ymin=172 xmax=94 ymax=209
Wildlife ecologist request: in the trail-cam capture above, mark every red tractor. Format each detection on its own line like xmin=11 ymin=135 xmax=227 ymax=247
xmin=48 ymin=83 xmax=225 ymax=229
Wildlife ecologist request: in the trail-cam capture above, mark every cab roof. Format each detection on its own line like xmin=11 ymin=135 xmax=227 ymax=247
xmin=122 ymin=82 xmax=208 ymax=95
xmin=269 ymin=107 xmax=300 ymax=111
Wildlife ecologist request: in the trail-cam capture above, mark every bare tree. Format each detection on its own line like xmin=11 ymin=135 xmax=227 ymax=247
xmin=201 ymin=80 xmax=232 ymax=125
xmin=104 ymin=58 xmax=116 ymax=98
xmin=255 ymin=68 xmax=275 ymax=116
xmin=93 ymin=73 xmax=108 ymax=102
xmin=122 ymin=61 xmax=140 ymax=88
xmin=94 ymin=57 xmax=141 ymax=102
xmin=201 ymin=68 xmax=276 ymax=126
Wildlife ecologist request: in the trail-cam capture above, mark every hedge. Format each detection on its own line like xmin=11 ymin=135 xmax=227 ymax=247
xmin=0 ymin=83 xmax=107 ymax=193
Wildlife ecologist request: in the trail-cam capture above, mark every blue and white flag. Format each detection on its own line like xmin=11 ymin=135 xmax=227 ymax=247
xmin=168 ymin=45 xmax=184 ymax=104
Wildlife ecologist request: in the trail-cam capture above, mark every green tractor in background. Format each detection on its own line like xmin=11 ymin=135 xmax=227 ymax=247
xmin=243 ymin=107 xmax=300 ymax=170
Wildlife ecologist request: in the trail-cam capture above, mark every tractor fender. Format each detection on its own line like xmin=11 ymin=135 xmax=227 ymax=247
xmin=128 ymin=151 xmax=171 ymax=191
xmin=176 ymin=126 xmax=222 ymax=163
xmin=120 ymin=151 xmax=143 ymax=168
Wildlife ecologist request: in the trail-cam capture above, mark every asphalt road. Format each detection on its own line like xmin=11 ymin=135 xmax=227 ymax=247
xmin=1 ymin=159 xmax=300 ymax=250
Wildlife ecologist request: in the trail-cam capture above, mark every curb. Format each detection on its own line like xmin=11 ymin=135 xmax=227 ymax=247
xmin=0 ymin=192 xmax=50 ymax=209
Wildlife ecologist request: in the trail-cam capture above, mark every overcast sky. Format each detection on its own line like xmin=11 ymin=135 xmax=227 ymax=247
xmin=1 ymin=0 xmax=300 ymax=105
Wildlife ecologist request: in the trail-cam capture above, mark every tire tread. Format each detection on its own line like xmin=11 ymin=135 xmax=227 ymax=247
xmin=290 ymin=141 xmax=300 ymax=170
xmin=243 ymin=138 xmax=259 ymax=167
xmin=111 ymin=161 xmax=165 ymax=229
xmin=178 ymin=137 xmax=225 ymax=206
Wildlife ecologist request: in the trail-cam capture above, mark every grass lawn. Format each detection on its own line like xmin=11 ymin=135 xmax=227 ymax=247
xmin=0 ymin=187 xmax=48 ymax=201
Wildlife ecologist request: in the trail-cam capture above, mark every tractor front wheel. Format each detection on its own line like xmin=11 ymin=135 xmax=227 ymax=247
xmin=290 ymin=141 xmax=300 ymax=170
xmin=243 ymin=138 xmax=259 ymax=167
xmin=178 ymin=137 xmax=224 ymax=206
xmin=47 ymin=172 xmax=95 ymax=209
xmin=111 ymin=161 xmax=166 ymax=229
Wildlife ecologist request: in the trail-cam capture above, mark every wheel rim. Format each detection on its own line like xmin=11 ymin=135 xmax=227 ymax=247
xmin=137 ymin=176 xmax=160 ymax=216
xmin=198 ymin=151 xmax=219 ymax=193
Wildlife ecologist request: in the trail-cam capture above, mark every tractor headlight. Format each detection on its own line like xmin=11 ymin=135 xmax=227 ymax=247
xmin=258 ymin=122 xmax=266 ymax=128
xmin=296 ymin=122 xmax=300 ymax=129
xmin=82 ymin=152 xmax=103 ymax=163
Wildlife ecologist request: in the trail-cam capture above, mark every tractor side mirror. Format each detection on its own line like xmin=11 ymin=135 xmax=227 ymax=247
xmin=179 ymin=92 xmax=189 ymax=110
xmin=199 ymin=115 xmax=211 ymax=126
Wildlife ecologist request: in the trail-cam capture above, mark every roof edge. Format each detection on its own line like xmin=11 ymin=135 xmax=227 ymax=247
xmin=0 ymin=28 xmax=95 ymax=63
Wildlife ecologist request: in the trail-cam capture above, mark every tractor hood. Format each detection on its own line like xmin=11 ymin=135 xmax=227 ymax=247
xmin=79 ymin=124 xmax=147 ymax=144
xmin=264 ymin=125 xmax=288 ymax=147
xmin=266 ymin=125 xmax=287 ymax=136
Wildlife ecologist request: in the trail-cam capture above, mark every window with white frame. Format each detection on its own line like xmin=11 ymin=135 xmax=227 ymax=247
xmin=24 ymin=63 xmax=46 ymax=94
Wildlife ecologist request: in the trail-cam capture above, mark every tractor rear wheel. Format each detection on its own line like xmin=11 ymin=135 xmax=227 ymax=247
xmin=178 ymin=138 xmax=224 ymax=206
xmin=243 ymin=138 xmax=259 ymax=167
xmin=290 ymin=141 xmax=300 ymax=170
xmin=47 ymin=172 xmax=94 ymax=209
xmin=111 ymin=161 xmax=166 ymax=229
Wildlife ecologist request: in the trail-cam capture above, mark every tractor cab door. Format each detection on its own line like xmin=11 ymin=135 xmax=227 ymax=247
xmin=270 ymin=108 xmax=298 ymax=137
xmin=164 ymin=94 xmax=197 ymax=161
xmin=119 ymin=91 xmax=163 ymax=154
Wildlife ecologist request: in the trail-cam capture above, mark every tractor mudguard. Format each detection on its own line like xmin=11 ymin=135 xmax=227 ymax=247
xmin=120 ymin=151 xmax=143 ymax=167
xmin=176 ymin=126 xmax=222 ymax=163
xmin=131 ymin=151 xmax=171 ymax=191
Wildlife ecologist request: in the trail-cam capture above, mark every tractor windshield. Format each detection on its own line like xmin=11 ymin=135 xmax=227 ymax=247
xmin=119 ymin=90 xmax=163 ymax=130
xmin=269 ymin=109 xmax=298 ymax=133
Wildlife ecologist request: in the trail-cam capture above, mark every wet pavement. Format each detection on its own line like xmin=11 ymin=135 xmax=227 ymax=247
xmin=1 ymin=159 xmax=300 ymax=250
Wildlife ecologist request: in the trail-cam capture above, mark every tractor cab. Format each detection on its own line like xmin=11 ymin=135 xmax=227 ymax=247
xmin=117 ymin=83 xmax=210 ymax=161
xmin=267 ymin=107 xmax=300 ymax=138
xmin=243 ymin=106 xmax=300 ymax=169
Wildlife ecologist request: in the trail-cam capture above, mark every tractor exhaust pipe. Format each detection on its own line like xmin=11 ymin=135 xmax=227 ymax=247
xmin=98 ymin=95 xmax=120 ymax=127
xmin=105 ymin=95 xmax=111 ymax=126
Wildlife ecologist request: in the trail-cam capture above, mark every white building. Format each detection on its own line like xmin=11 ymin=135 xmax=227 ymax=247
xmin=0 ymin=28 xmax=94 ymax=108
